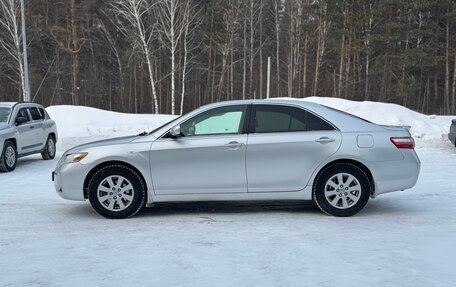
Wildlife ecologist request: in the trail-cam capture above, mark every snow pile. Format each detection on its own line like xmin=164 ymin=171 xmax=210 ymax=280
xmin=47 ymin=98 xmax=454 ymax=150
xmin=300 ymin=97 xmax=453 ymax=148
xmin=46 ymin=105 xmax=177 ymax=150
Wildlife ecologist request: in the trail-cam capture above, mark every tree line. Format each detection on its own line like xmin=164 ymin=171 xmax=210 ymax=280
xmin=0 ymin=0 xmax=455 ymax=115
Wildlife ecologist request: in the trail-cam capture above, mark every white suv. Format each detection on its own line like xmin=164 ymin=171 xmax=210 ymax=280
xmin=0 ymin=102 xmax=58 ymax=172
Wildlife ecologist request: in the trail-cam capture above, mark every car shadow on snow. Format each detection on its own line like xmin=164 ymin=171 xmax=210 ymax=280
xmin=14 ymin=155 xmax=58 ymax=169
xmin=139 ymin=200 xmax=321 ymax=217
xmin=63 ymin=198 xmax=424 ymax=219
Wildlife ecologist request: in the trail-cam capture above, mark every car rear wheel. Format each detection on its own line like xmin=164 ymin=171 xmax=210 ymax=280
xmin=87 ymin=165 xmax=146 ymax=219
xmin=41 ymin=136 xmax=56 ymax=160
xmin=0 ymin=141 xmax=17 ymax=172
xmin=313 ymin=163 xmax=371 ymax=217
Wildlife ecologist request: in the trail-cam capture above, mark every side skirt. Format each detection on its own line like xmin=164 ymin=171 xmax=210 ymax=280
xmin=147 ymin=186 xmax=313 ymax=206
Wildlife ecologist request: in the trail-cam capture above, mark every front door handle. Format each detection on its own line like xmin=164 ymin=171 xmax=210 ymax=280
xmin=30 ymin=125 xmax=35 ymax=129
xmin=225 ymin=141 xmax=244 ymax=149
xmin=315 ymin=137 xmax=335 ymax=144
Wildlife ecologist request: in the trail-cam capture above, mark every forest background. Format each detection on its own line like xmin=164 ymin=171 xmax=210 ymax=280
xmin=0 ymin=0 xmax=455 ymax=115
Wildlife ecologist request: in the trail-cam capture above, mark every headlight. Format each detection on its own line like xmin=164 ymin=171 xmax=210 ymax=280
xmin=63 ymin=152 xmax=88 ymax=164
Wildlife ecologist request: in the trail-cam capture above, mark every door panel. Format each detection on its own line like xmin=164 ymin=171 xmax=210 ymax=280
xmin=246 ymin=104 xmax=341 ymax=193
xmin=14 ymin=108 xmax=39 ymax=154
xmin=246 ymin=131 xmax=341 ymax=192
xmin=150 ymin=135 xmax=248 ymax=194
xmin=150 ymin=104 xmax=249 ymax=195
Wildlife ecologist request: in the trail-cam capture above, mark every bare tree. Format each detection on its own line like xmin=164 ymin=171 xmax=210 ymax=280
xmin=0 ymin=0 xmax=24 ymax=101
xmin=312 ymin=1 xmax=329 ymax=98
xmin=215 ymin=0 xmax=242 ymax=101
xmin=110 ymin=0 xmax=160 ymax=113
xmin=179 ymin=0 xmax=201 ymax=115
xmin=157 ymin=0 xmax=180 ymax=115
xmin=157 ymin=0 xmax=200 ymax=115
xmin=274 ymin=0 xmax=281 ymax=98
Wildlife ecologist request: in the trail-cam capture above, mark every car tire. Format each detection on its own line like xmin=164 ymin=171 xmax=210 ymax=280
xmin=41 ymin=135 xmax=56 ymax=160
xmin=87 ymin=165 xmax=146 ymax=219
xmin=313 ymin=163 xmax=371 ymax=217
xmin=0 ymin=141 xmax=18 ymax=172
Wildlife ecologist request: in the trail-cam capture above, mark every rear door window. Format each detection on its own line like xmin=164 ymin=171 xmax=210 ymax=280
xmin=29 ymin=107 xmax=43 ymax=121
xmin=253 ymin=105 xmax=334 ymax=133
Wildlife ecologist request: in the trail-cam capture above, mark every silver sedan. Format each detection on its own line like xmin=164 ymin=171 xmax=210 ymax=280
xmin=53 ymin=99 xmax=420 ymax=218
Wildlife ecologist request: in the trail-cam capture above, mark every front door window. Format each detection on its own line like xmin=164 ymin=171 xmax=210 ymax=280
xmin=180 ymin=105 xmax=247 ymax=136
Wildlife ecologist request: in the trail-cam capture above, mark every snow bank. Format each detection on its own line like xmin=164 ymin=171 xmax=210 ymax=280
xmin=46 ymin=105 xmax=177 ymax=150
xmin=47 ymin=98 xmax=454 ymax=150
xmin=299 ymin=97 xmax=453 ymax=148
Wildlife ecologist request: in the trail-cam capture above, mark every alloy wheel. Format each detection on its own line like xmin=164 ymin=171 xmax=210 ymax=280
xmin=97 ymin=175 xmax=135 ymax=212
xmin=324 ymin=172 xmax=362 ymax=209
xmin=5 ymin=146 xmax=16 ymax=168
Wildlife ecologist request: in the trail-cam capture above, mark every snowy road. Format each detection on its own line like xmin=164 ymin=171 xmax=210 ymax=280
xmin=1 ymin=148 xmax=455 ymax=287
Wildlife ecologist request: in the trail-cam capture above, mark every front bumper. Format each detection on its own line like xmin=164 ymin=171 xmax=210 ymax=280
xmin=53 ymin=162 xmax=88 ymax=201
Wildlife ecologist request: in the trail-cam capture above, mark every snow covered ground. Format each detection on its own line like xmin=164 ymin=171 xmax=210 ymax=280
xmin=1 ymin=99 xmax=456 ymax=286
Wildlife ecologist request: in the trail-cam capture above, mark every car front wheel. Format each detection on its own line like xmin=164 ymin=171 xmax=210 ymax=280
xmin=313 ymin=163 xmax=371 ymax=217
xmin=87 ymin=165 xmax=146 ymax=219
xmin=0 ymin=141 xmax=17 ymax=172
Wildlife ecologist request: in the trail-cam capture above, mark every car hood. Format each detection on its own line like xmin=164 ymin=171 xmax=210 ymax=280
xmin=67 ymin=135 xmax=154 ymax=153
xmin=0 ymin=123 xmax=10 ymax=131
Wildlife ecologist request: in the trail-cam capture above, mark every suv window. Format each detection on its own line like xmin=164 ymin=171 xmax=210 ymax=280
xmin=253 ymin=105 xmax=334 ymax=133
xmin=180 ymin=105 xmax=246 ymax=136
xmin=0 ymin=107 xmax=11 ymax=123
xmin=29 ymin=107 xmax=43 ymax=121
xmin=16 ymin=108 xmax=30 ymax=124
xmin=38 ymin=108 xmax=46 ymax=119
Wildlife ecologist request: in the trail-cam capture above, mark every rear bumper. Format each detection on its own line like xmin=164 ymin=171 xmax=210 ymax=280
xmin=370 ymin=149 xmax=421 ymax=196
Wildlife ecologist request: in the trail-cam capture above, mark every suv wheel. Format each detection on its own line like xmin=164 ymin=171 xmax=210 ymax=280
xmin=0 ymin=141 xmax=17 ymax=172
xmin=41 ymin=136 xmax=56 ymax=160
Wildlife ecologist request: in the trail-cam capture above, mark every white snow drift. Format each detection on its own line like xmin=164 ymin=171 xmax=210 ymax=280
xmin=47 ymin=98 xmax=453 ymax=151
xmin=301 ymin=97 xmax=453 ymax=148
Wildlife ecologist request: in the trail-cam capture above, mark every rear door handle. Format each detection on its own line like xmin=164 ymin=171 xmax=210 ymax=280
xmin=225 ymin=141 xmax=244 ymax=149
xmin=30 ymin=126 xmax=35 ymax=129
xmin=315 ymin=137 xmax=335 ymax=144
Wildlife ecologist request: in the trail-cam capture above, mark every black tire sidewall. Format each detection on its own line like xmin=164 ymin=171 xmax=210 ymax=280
xmin=313 ymin=164 xmax=371 ymax=217
xmin=88 ymin=166 xmax=146 ymax=219
xmin=42 ymin=136 xmax=56 ymax=160
xmin=1 ymin=141 xmax=17 ymax=172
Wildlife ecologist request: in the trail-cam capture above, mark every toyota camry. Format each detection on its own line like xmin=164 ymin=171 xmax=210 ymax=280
xmin=53 ymin=99 xmax=420 ymax=218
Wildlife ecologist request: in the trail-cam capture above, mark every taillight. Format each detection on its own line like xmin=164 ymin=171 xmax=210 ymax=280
xmin=390 ymin=137 xmax=415 ymax=149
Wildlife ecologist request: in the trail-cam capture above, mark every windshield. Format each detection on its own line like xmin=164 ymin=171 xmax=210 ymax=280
xmin=147 ymin=116 xmax=182 ymax=135
xmin=0 ymin=107 xmax=11 ymax=123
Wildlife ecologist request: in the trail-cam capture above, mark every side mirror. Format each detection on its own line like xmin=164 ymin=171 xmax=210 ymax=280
xmin=15 ymin=116 xmax=27 ymax=126
xmin=170 ymin=125 xmax=181 ymax=137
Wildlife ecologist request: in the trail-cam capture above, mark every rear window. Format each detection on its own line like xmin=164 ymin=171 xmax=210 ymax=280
xmin=322 ymin=105 xmax=371 ymax=123
xmin=38 ymin=108 xmax=47 ymax=119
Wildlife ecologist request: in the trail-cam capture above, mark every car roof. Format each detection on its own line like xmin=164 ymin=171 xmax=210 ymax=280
xmin=0 ymin=102 xmax=44 ymax=109
xmin=200 ymin=98 xmax=323 ymax=110
xmin=0 ymin=102 xmax=18 ymax=107
xmin=152 ymin=98 xmax=379 ymax=134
